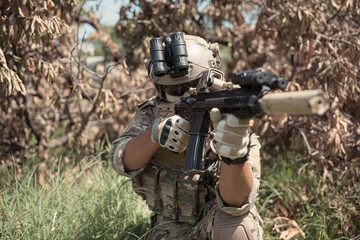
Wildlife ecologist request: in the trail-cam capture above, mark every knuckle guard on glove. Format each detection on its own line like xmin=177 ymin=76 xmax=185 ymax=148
xmin=151 ymin=115 xmax=190 ymax=152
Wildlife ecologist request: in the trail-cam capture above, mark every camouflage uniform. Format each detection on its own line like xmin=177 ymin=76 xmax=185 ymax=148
xmin=111 ymin=96 xmax=263 ymax=240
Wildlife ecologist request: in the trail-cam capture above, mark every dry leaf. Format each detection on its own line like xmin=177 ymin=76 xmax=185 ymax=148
xmin=274 ymin=217 xmax=305 ymax=240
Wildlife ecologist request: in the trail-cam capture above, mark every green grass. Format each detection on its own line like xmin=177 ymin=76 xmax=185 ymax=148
xmin=0 ymin=152 xmax=151 ymax=240
xmin=1 ymin=148 xmax=359 ymax=239
xmin=258 ymin=148 xmax=360 ymax=239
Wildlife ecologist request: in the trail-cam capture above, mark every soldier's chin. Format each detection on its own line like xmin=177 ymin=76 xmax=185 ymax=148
xmin=165 ymin=92 xmax=189 ymax=103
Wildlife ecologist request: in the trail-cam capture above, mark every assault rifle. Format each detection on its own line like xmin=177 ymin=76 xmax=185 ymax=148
xmin=174 ymin=69 xmax=330 ymax=172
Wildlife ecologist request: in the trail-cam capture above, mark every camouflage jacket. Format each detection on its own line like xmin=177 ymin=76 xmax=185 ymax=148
xmin=111 ymin=96 xmax=261 ymax=223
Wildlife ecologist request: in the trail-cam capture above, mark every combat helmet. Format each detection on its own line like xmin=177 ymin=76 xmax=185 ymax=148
xmin=147 ymin=32 xmax=221 ymax=101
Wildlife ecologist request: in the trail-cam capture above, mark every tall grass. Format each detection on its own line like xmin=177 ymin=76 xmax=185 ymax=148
xmin=0 ymin=152 xmax=151 ymax=239
xmin=258 ymin=148 xmax=360 ymax=239
xmin=1 ymin=149 xmax=359 ymax=239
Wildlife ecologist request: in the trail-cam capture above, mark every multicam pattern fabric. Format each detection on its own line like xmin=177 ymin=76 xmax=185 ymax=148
xmin=111 ymin=96 xmax=263 ymax=239
xmin=111 ymin=96 xmax=158 ymax=178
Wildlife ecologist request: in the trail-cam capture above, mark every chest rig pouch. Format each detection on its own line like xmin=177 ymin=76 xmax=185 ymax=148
xmin=131 ymin=100 xmax=206 ymax=224
xmin=132 ymin=147 xmax=206 ymax=224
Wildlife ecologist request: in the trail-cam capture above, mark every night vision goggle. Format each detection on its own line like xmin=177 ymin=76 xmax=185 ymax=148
xmin=150 ymin=32 xmax=189 ymax=79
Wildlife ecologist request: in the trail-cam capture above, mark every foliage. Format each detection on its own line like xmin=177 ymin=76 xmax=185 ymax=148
xmin=1 ymin=0 xmax=359 ymax=164
xmin=0 ymin=0 xmax=359 ymax=239
xmin=0 ymin=0 xmax=155 ymax=162
xmin=1 ymin=150 xmax=358 ymax=239
xmin=0 ymin=152 xmax=151 ymax=239
xmin=258 ymin=147 xmax=360 ymax=239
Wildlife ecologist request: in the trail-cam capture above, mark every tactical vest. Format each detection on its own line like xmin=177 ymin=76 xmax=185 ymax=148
xmin=132 ymin=147 xmax=207 ymax=224
xmin=134 ymin=100 xmax=212 ymax=223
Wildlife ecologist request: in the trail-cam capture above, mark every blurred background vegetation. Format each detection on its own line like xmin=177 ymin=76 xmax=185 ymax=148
xmin=0 ymin=0 xmax=359 ymax=239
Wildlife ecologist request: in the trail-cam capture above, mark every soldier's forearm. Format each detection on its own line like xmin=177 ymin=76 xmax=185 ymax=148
xmin=123 ymin=128 xmax=160 ymax=172
xmin=218 ymin=162 xmax=253 ymax=208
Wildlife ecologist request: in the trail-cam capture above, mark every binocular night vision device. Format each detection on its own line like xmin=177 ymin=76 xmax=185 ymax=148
xmin=150 ymin=32 xmax=189 ymax=78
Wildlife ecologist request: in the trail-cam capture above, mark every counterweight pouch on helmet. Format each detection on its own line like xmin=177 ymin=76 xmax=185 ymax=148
xmin=177 ymin=172 xmax=206 ymax=224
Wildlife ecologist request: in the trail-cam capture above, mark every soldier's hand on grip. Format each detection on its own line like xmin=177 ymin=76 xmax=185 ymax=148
xmin=210 ymin=108 xmax=251 ymax=162
xmin=151 ymin=115 xmax=190 ymax=152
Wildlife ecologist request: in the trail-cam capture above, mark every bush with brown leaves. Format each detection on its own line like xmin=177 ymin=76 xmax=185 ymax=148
xmin=1 ymin=0 xmax=359 ymax=187
xmin=1 ymin=0 xmax=359 ymax=238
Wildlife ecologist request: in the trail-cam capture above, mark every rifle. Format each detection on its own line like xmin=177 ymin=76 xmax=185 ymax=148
xmin=174 ymin=69 xmax=330 ymax=172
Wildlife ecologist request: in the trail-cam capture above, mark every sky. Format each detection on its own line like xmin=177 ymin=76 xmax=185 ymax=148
xmin=80 ymin=0 xmax=124 ymax=40
xmin=84 ymin=0 xmax=123 ymax=26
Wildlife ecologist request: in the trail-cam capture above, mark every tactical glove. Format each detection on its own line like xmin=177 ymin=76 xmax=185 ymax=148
xmin=151 ymin=115 xmax=190 ymax=152
xmin=210 ymin=108 xmax=251 ymax=163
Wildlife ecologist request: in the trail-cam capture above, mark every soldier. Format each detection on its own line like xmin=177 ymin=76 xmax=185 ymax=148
xmin=111 ymin=33 xmax=263 ymax=240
